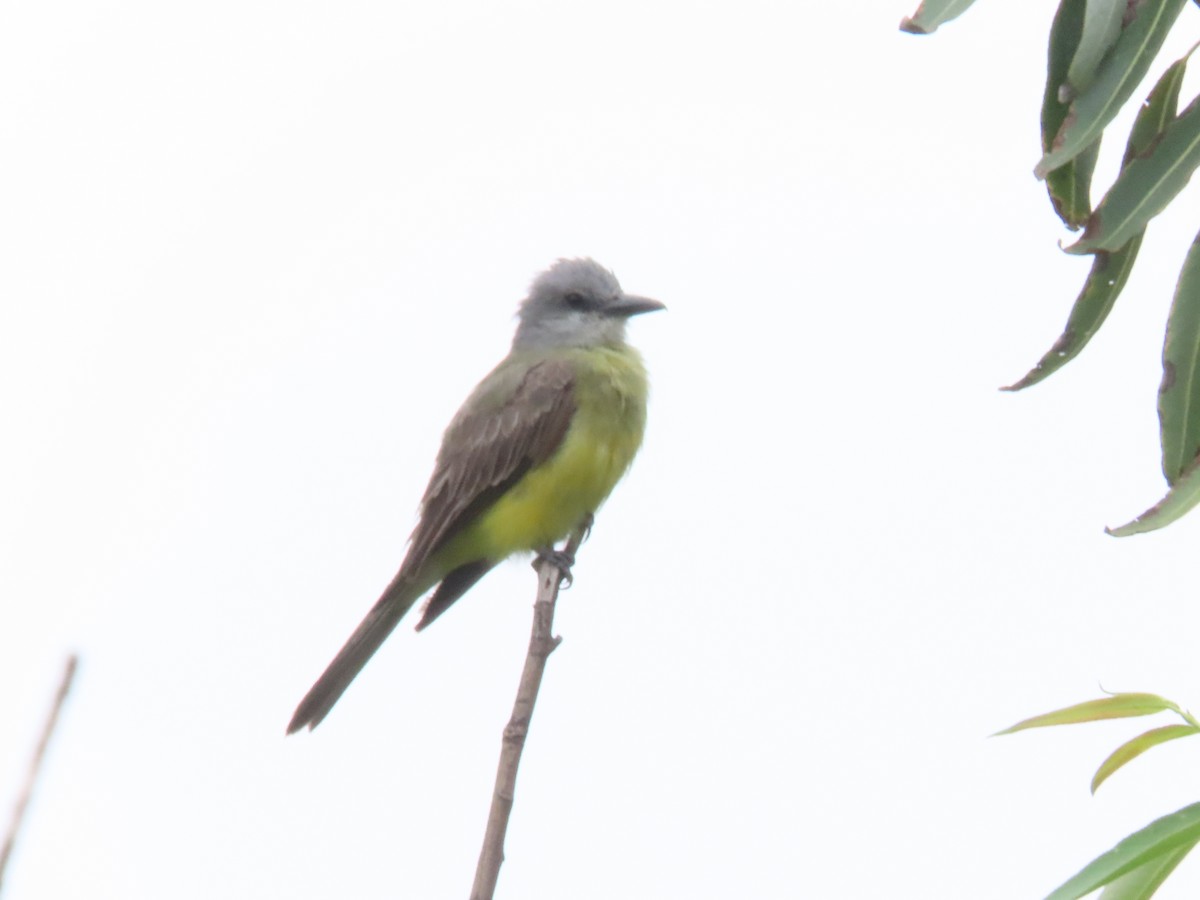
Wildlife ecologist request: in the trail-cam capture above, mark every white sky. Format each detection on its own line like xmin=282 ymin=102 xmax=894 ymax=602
xmin=4 ymin=2 xmax=1200 ymax=898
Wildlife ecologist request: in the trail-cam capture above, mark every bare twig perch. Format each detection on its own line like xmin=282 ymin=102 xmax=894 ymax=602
xmin=0 ymin=654 xmax=78 ymax=896
xmin=469 ymin=522 xmax=590 ymax=900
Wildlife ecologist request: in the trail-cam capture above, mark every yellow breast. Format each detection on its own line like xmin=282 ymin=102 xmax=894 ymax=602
xmin=472 ymin=345 xmax=649 ymax=557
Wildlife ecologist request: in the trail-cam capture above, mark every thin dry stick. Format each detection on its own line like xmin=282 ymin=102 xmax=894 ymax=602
xmin=469 ymin=523 xmax=589 ymax=900
xmin=0 ymin=654 xmax=78 ymax=896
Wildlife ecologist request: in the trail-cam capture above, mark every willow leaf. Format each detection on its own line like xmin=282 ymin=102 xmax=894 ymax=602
xmin=1159 ymin=228 xmax=1200 ymax=483
xmin=898 ymin=0 xmax=979 ymax=34
xmin=1045 ymin=802 xmax=1200 ymax=900
xmin=1107 ymin=447 xmax=1200 ymax=535
xmin=1066 ymin=93 xmax=1200 ymax=254
xmin=1097 ymin=840 xmax=1199 ymax=900
xmin=1045 ymin=0 xmax=1099 ymax=227
xmin=1092 ymin=724 xmax=1200 ymax=794
xmin=1004 ymin=58 xmax=1186 ymax=390
xmin=1036 ymin=0 xmax=1187 ymax=178
xmin=995 ymin=693 xmax=1178 ymax=735
xmin=1067 ymin=0 xmax=1125 ymax=95
xmin=1002 ymin=243 xmax=1140 ymax=391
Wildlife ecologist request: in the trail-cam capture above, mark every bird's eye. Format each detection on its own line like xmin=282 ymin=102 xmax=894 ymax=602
xmin=564 ymin=292 xmax=589 ymax=311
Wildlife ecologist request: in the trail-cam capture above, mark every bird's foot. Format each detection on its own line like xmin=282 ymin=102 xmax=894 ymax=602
xmin=577 ymin=512 xmax=594 ymax=544
xmin=534 ymin=547 xmax=575 ymax=588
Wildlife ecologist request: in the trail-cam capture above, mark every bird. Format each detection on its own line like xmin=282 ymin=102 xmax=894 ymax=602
xmin=288 ymin=258 xmax=664 ymax=733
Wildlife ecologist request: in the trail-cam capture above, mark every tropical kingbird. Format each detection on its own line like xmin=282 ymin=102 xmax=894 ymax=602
xmin=288 ymin=258 xmax=664 ymax=733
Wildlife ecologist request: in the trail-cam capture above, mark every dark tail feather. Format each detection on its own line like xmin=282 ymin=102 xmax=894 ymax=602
xmin=415 ymin=559 xmax=495 ymax=631
xmin=287 ymin=578 xmax=420 ymax=734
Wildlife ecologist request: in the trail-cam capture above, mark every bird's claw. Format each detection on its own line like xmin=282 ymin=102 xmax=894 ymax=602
xmin=534 ymin=547 xmax=575 ymax=588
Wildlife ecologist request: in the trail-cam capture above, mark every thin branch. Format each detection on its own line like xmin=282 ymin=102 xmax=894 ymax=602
xmin=469 ymin=522 xmax=589 ymax=900
xmin=0 ymin=654 xmax=78 ymax=896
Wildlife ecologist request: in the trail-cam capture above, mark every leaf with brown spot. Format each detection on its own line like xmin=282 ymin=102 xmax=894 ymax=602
xmin=1159 ymin=228 xmax=1200 ymax=484
xmin=1043 ymin=0 xmax=1100 ymax=228
xmin=1004 ymin=55 xmax=1185 ymax=390
xmin=898 ymin=0 xmax=979 ymax=34
xmin=1002 ymin=244 xmax=1140 ymax=391
xmin=1035 ymin=0 xmax=1187 ymax=178
xmin=1065 ymin=89 xmax=1200 ymax=255
xmin=1107 ymin=444 xmax=1200 ymax=535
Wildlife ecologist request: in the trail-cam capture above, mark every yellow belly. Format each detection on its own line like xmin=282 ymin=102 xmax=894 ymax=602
xmin=444 ymin=345 xmax=648 ymax=563
xmin=477 ymin=422 xmax=637 ymax=552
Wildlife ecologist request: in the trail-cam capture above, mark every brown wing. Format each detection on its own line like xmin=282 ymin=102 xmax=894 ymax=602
xmin=286 ymin=358 xmax=576 ymax=733
xmin=401 ymin=356 xmax=576 ymax=577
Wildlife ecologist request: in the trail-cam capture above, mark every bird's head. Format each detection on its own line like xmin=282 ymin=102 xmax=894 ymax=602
xmin=512 ymin=258 xmax=665 ymax=350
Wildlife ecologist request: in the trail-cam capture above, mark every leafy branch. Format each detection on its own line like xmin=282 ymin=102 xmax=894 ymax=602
xmin=903 ymin=0 xmax=1200 ymax=535
xmin=997 ymin=691 xmax=1200 ymax=899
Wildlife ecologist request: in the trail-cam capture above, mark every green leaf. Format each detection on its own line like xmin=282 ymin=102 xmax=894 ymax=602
xmin=1159 ymin=228 xmax=1200 ymax=482
xmin=1119 ymin=54 xmax=1191 ymax=168
xmin=1107 ymin=448 xmax=1200 ymax=534
xmin=1004 ymin=59 xmax=1185 ymax=390
xmin=1111 ymin=229 xmax=1200 ymax=535
xmin=1035 ymin=0 xmax=1188 ymax=179
xmin=1050 ymin=142 xmax=1102 ymax=229
xmin=1098 ymin=840 xmax=1199 ymax=900
xmin=898 ymin=0 xmax=979 ymax=34
xmin=1044 ymin=0 xmax=1100 ymax=228
xmin=1045 ymin=802 xmax=1200 ymax=900
xmin=1091 ymin=724 xmax=1200 ymax=793
xmin=1065 ymin=92 xmax=1200 ymax=254
xmin=1067 ymin=0 xmax=1125 ymax=95
xmin=1002 ymin=241 xmax=1141 ymax=391
xmin=995 ymin=693 xmax=1179 ymax=735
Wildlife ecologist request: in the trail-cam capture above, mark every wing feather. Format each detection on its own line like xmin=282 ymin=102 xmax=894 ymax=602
xmin=402 ymin=357 xmax=576 ymax=574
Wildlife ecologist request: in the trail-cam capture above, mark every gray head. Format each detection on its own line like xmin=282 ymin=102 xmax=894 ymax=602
xmin=512 ymin=258 xmax=665 ymax=350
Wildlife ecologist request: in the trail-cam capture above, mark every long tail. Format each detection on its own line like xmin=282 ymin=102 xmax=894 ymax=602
xmin=287 ymin=576 xmax=421 ymax=734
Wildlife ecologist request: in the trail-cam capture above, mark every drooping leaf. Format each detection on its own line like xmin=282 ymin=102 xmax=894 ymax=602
xmin=1091 ymin=724 xmax=1200 ymax=793
xmin=1097 ymin=840 xmax=1200 ymax=900
xmin=1110 ymin=229 xmax=1200 ymax=535
xmin=1107 ymin=447 xmax=1200 ymax=534
xmin=1051 ymin=141 xmax=1102 ymax=229
xmin=1002 ymin=242 xmax=1141 ymax=391
xmin=995 ymin=693 xmax=1179 ymax=735
xmin=898 ymin=0 xmax=980 ymax=34
xmin=1004 ymin=58 xmax=1186 ymax=390
xmin=1044 ymin=0 xmax=1100 ymax=228
xmin=1044 ymin=802 xmax=1200 ymax=900
xmin=1066 ymin=93 xmax=1200 ymax=254
xmin=1035 ymin=0 xmax=1187 ymax=179
xmin=1159 ymin=228 xmax=1200 ymax=482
